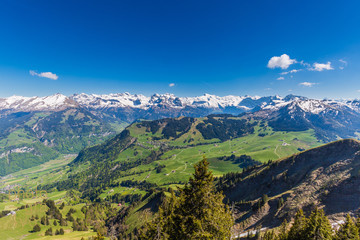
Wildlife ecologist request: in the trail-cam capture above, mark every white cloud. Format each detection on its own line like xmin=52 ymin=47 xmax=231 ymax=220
xmin=339 ymin=59 xmax=347 ymax=65
xmin=29 ymin=70 xmax=58 ymax=80
xmin=39 ymin=72 xmax=58 ymax=80
xmin=310 ymin=62 xmax=333 ymax=71
xmin=299 ymin=82 xmax=317 ymax=87
xmin=299 ymin=60 xmax=311 ymax=67
xmin=280 ymin=69 xmax=302 ymax=75
xmin=277 ymin=77 xmax=285 ymax=80
xmin=169 ymin=83 xmax=175 ymax=87
xmin=267 ymin=54 xmax=296 ymax=69
xmin=339 ymin=59 xmax=347 ymax=70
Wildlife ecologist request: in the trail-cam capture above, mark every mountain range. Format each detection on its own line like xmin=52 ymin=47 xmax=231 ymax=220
xmin=2 ymin=93 xmax=360 ymax=116
xmin=1 ymin=92 xmax=360 ymax=176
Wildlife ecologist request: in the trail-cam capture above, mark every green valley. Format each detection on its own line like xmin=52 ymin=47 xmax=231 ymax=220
xmin=0 ymin=108 xmax=126 ymax=176
xmin=0 ymin=115 xmax=324 ymax=239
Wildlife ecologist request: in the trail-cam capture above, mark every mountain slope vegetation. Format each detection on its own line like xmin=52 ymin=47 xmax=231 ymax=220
xmin=220 ymin=139 xmax=360 ymax=233
xmin=1 ymin=113 xmax=360 ymax=239
xmin=39 ymin=115 xmax=320 ymax=201
xmin=0 ymin=108 xmax=120 ymax=176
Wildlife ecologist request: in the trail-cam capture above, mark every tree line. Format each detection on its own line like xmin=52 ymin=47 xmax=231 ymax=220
xmin=255 ymin=209 xmax=360 ymax=240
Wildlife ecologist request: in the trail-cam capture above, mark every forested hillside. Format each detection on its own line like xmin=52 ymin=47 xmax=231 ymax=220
xmin=39 ymin=115 xmax=319 ymax=200
xmin=0 ymin=108 xmax=122 ymax=176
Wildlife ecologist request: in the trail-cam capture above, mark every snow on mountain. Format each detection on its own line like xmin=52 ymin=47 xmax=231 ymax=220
xmin=281 ymin=98 xmax=359 ymax=115
xmin=0 ymin=93 xmax=77 ymax=111
xmin=72 ymin=92 xmax=150 ymax=109
xmin=181 ymin=94 xmax=246 ymax=109
xmin=259 ymin=95 xmax=358 ymax=115
xmin=1 ymin=92 xmax=360 ymax=117
xmin=71 ymin=93 xmax=264 ymax=110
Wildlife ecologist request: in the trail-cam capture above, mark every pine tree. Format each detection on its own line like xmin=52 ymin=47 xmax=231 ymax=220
xmin=277 ymin=198 xmax=284 ymax=209
xmin=92 ymin=231 xmax=105 ymax=240
xmin=255 ymin=226 xmax=261 ymax=240
xmin=287 ymin=209 xmax=306 ymax=240
xmin=278 ymin=219 xmax=288 ymax=240
xmin=73 ymin=220 xmax=79 ymax=231
xmin=262 ymin=230 xmax=277 ymax=240
xmin=335 ymin=214 xmax=359 ymax=240
xmin=303 ymin=208 xmax=332 ymax=240
xmin=32 ymin=224 xmax=41 ymax=232
xmin=142 ymin=156 xmax=234 ymax=239
xmin=45 ymin=227 xmax=53 ymax=236
xmin=40 ymin=216 xmax=46 ymax=225
xmin=261 ymin=194 xmax=269 ymax=205
xmin=59 ymin=228 xmax=65 ymax=235
xmin=59 ymin=217 xmax=68 ymax=226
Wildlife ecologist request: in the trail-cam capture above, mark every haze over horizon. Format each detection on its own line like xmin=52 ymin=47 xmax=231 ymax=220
xmin=1 ymin=0 xmax=359 ymax=99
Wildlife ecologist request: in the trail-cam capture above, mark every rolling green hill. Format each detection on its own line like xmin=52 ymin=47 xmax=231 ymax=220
xmin=0 ymin=115 xmax=325 ymax=239
xmin=38 ymin=115 xmax=320 ymax=199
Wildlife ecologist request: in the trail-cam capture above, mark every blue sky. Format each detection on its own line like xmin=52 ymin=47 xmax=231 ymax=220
xmin=0 ymin=0 xmax=359 ymax=99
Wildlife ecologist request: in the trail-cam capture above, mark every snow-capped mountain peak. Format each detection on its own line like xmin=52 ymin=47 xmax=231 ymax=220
xmin=0 ymin=93 xmax=77 ymax=111
xmin=1 ymin=93 xmax=360 ymax=118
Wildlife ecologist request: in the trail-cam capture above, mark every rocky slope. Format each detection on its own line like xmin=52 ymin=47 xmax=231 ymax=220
xmin=220 ymin=139 xmax=360 ymax=231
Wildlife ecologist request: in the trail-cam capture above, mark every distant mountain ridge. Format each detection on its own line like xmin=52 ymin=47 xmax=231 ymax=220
xmin=70 ymin=93 xmax=360 ymax=113
xmin=1 ymin=92 xmax=360 ymax=117
xmin=3 ymin=93 xmax=360 ymax=135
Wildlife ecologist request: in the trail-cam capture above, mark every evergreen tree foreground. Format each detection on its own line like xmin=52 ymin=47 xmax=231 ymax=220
xmin=262 ymin=209 xmax=360 ymax=240
xmin=142 ymin=156 xmax=234 ymax=239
